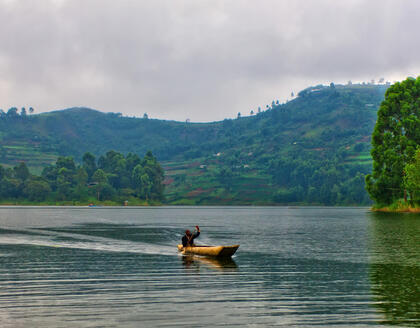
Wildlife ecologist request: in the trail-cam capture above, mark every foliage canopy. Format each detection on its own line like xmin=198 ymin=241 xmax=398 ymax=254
xmin=366 ymin=77 xmax=420 ymax=205
xmin=0 ymin=150 xmax=164 ymax=204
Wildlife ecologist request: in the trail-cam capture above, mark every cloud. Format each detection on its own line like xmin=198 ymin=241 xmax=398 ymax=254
xmin=0 ymin=0 xmax=419 ymax=122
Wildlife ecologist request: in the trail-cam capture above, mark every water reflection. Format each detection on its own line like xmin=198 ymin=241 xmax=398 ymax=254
xmin=181 ymin=255 xmax=238 ymax=271
xmin=2 ymin=206 xmax=416 ymax=327
xmin=369 ymin=212 xmax=420 ymax=327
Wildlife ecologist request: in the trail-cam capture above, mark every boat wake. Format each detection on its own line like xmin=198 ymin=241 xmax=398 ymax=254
xmin=0 ymin=226 xmax=177 ymax=256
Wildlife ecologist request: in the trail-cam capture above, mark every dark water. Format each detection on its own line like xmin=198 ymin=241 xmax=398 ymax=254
xmin=0 ymin=206 xmax=418 ymax=327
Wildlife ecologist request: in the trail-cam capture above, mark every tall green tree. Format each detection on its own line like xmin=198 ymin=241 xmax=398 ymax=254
xmin=82 ymin=152 xmax=97 ymax=180
xmin=404 ymin=148 xmax=420 ymax=202
xmin=92 ymin=169 xmax=108 ymax=200
xmin=73 ymin=167 xmax=89 ymax=201
xmin=7 ymin=107 xmax=18 ymax=118
xmin=98 ymin=150 xmax=124 ymax=173
xmin=0 ymin=164 xmax=4 ymax=181
xmin=56 ymin=156 xmax=76 ymax=171
xmin=24 ymin=178 xmax=51 ymax=201
xmin=132 ymin=164 xmax=148 ymax=198
xmin=0 ymin=177 xmax=21 ymax=198
xmin=366 ymin=77 xmax=420 ymax=205
xmin=14 ymin=162 xmax=30 ymax=181
xmin=56 ymin=167 xmax=73 ymax=200
xmin=142 ymin=151 xmax=164 ymax=199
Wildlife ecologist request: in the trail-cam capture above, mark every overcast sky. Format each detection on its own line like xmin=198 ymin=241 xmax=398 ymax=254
xmin=0 ymin=0 xmax=419 ymax=122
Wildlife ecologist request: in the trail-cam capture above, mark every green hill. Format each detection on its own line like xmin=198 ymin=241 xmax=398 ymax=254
xmin=0 ymin=83 xmax=388 ymax=205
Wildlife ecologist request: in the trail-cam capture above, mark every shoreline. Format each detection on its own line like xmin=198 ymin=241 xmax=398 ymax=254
xmin=0 ymin=203 xmax=372 ymax=208
xmin=372 ymin=207 xmax=420 ymax=213
xmin=0 ymin=200 xmax=161 ymax=207
xmin=372 ymin=201 xmax=420 ymax=213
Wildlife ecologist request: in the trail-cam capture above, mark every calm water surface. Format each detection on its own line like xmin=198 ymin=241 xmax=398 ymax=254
xmin=0 ymin=206 xmax=418 ymax=327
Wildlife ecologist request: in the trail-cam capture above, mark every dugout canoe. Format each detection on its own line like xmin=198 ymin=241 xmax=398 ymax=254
xmin=177 ymin=244 xmax=239 ymax=258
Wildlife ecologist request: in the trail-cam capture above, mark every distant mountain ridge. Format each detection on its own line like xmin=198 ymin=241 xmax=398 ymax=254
xmin=0 ymin=83 xmax=388 ymax=205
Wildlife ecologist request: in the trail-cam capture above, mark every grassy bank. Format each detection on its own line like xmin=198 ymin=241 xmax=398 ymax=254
xmin=372 ymin=200 xmax=420 ymax=213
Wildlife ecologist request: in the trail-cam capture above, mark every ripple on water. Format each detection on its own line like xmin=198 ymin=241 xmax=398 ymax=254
xmin=0 ymin=207 xmax=418 ymax=327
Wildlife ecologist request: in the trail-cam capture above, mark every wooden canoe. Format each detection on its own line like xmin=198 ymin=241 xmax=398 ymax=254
xmin=177 ymin=244 xmax=239 ymax=258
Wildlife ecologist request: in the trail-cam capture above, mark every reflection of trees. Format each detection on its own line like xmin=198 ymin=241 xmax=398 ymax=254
xmin=369 ymin=212 xmax=420 ymax=327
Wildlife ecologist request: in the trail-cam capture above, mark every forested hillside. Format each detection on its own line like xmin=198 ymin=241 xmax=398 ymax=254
xmin=0 ymin=83 xmax=388 ymax=205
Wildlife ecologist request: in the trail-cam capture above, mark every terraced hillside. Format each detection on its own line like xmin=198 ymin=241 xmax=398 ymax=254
xmin=163 ymin=159 xmax=277 ymax=205
xmin=0 ymin=141 xmax=57 ymax=174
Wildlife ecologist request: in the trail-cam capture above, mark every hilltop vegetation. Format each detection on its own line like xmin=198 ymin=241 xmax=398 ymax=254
xmin=0 ymin=83 xmax=388 ymax=205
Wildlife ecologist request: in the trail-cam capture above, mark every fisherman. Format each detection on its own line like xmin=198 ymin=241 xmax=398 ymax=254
xmin=182 ymin=226 xmax=200 ymax=247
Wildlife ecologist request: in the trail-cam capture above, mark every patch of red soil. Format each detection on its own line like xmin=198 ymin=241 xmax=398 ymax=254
xmin=187 ymin=162 xmax=201 ymax=168
xmin=355 ymin=136 xmax=370 ymax=143
xmin=163 ymin=177 xmax=174 ymax=185
xmin=186 ymin=188 xmax=213 ymax=197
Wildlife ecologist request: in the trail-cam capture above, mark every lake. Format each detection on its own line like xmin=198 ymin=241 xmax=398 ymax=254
xmin=0 ymin=206 xmax=418 ymax=327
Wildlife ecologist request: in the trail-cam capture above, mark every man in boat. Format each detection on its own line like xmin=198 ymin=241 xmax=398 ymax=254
xmin=182 ymin=226 xmax=200 ymax=247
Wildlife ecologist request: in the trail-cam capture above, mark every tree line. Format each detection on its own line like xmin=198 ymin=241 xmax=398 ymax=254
xmin=0 ymin=107 xmax=34 ymax=118
xmin=0 ymin=150 xmax=164 ymax=204
xmin=366 ymin=76 xmax=420 ymax=207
